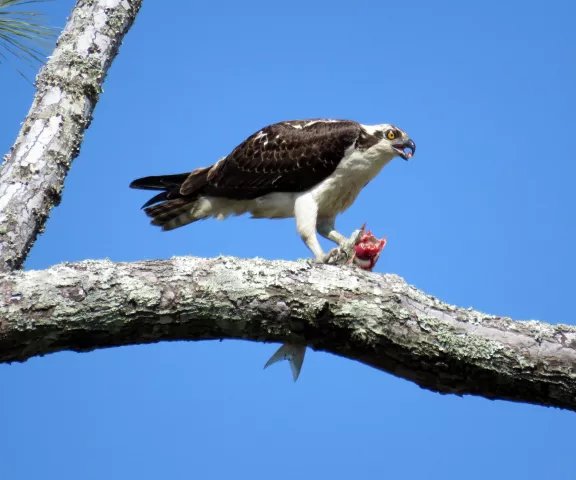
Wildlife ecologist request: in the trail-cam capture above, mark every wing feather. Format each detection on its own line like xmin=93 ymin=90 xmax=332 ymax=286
xmin=202 ymin=119 xmax=362 ymax=199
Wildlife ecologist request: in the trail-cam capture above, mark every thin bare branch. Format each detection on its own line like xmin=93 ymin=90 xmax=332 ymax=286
xmin=0 ymin=0 xmax=143 ymax=272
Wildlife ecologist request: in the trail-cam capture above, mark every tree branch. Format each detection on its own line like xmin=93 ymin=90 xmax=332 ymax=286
xmin=0 ymin=0 xmax=143 ymax=273
xmin=1 ymin=256 xmax=575 ymax=411
xmin=0 ymin=0 xmax=573 ymax=419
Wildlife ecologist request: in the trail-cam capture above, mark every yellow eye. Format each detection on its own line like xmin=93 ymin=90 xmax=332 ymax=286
xmin=386 ymin=130 xmax=396 ymax=140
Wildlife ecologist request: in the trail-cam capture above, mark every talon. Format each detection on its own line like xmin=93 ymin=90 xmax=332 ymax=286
xmin=306 ymin=257 xmax=323 ymax=265
xmin=321 ymin=246 xmax=350 ymax=265
xmin=309 ymin=225 xmax=385 ymax=269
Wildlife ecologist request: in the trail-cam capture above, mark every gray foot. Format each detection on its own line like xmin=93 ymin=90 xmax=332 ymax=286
xmin=321 ymin=229 xmax=364 ymax=266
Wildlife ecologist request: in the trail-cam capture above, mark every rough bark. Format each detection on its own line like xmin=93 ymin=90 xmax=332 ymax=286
xmin=1 ymin=256 xmax=575 ymax=411
xmin=0 ymin=0 xmax=143 ymax=273
xmin=0 ymin=0 xmax=573 ymax=418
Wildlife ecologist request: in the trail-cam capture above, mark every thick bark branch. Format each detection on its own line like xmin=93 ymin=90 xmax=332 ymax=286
xmin=0 ymin=0 xmax=143 ymax=273
xmin=1 ymin=256 xmax=575 ymax=411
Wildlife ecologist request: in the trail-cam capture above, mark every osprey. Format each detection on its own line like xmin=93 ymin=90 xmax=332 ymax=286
xmin=130 ymin=119 xmax=416 ymax=382
xmin=130 ymin=119 xmax=416 ymax=262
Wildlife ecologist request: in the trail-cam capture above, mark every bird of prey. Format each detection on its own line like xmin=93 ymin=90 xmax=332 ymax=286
xmin=130 ymin=119 xmax=415 ymax=263
xmin=130 ymin=118 xmax=416 ymax=381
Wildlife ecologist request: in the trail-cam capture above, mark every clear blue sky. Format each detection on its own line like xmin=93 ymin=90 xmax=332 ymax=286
xmin=1 ymin=0 xmax=575 ymax=478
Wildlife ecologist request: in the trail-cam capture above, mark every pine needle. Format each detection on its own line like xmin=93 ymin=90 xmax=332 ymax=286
xmin=0 ymin=0 xmax=57 ymax=77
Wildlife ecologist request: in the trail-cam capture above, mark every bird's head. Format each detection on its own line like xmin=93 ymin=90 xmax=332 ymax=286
xmin=365 ymin=124 xmax=416 ymax=161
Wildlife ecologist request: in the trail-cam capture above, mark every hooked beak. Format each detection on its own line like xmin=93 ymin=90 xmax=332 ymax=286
xmin=392 ymin=138 xmax=416 ymax=160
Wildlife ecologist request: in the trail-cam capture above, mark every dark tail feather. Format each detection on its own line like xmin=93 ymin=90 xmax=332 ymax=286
xmin=140 ymin=191 xmax=168 ymax=209
xmin=144 ymin=198 xmax=196 ymax=229
xmin=130 ymin=168 xmax=211 ymax=209
xmin=129 ymin=173 xmax=191 ymax=191
xmin=130 ymin=172 xmax=191 ymax=209
xmin=131 ymin=168 xmax=213 ymax=229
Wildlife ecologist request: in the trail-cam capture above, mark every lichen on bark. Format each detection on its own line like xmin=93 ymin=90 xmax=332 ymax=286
xmin=1 ymin=256 xmax=575 ymax=411
xmin=0 ymin=0 xmax=574 ymax=418
xmin=0 ymin=0 xmax=143 ymax=272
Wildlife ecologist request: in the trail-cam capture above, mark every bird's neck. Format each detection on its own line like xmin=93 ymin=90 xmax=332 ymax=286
xmin=330 ymin=151 xmax=391 ymax=193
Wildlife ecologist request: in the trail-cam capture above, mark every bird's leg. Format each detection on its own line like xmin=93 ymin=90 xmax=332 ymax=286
xmin=294 ymin=195 xmax=325 ymax=261
xmin=316 ymin=218 xmax=347 ymax=246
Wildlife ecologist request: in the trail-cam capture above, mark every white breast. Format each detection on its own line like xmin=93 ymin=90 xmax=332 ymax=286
xmin=311 ymin=146 xmax=394 ymax=217
xmin=209 ymin=142 xmax=394 ymax=221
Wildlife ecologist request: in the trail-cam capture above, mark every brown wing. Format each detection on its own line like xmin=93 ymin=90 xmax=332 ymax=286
xmin=194 ymin=119 xmax=364 ymax=200
xmin=130 ymin=119 xmax=382 ymax=215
